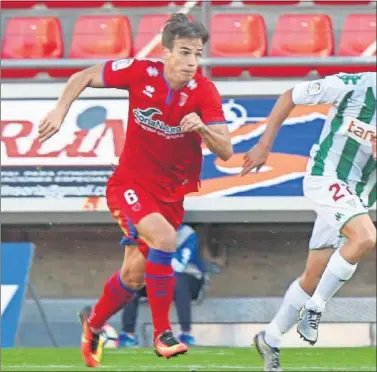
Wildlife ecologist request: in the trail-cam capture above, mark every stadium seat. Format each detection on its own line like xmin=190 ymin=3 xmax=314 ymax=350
xmin=111 ymin=1 xmax=170 ymax=7
xmin=69 ymin=15 xmax=133 ymax=59
xmin=0 ymin=1 xmax=106 ymax=8
xmin=319 ymin=14 xmax=376 ymax=75
xmin=266 ymin=14 xmax=334 ymax=77
xmin=43 ymin=1 xmax=106 ymax=7
xmin=1 ymin=17 xmax=63 ymax=78
xmin=313 ymin=1 xmax=371 ymax=5
xmin=0 ymin=1 xmax=37 ymax=8
xmin=175 ymin=0 xmax=232 ymax=5
xmin=339 ymin=14 xmax=376 ymax=56
xmin=243 ymin=1 xmax=299 ymax=4
xmin=134 ymin=14 xmax=171 ymax=58
xmin=210 ymin=14 xmax=267 ymax=77
xmin=50 ymin=15 xmax=133 ymax=79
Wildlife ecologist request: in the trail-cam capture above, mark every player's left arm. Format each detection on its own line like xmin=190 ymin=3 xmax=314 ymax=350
xmin=180 ymin=82 xmax=233 ymax=161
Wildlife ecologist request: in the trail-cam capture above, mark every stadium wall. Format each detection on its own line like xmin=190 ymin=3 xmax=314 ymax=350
xmin=2 ymin=223 xmax=376 ymax=348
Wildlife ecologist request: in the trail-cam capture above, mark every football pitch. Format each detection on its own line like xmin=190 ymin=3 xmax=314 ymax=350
xmin=2 ymin=347 xmax=376 ymax=371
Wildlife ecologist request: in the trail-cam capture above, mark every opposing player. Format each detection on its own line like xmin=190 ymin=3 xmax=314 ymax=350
xmin=38 ymin=13 xmax=232 ymax=368
xmin=241 ymin=72 xmax=376 ymax=371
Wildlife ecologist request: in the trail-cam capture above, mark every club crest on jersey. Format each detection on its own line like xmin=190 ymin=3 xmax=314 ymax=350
xmin=342 ymin=117 xmax=376 ymax=146
xmin=133 ymin=108 xmax=183 ymax=138
xmin=179 ymin=92 xmax=189 ymax=107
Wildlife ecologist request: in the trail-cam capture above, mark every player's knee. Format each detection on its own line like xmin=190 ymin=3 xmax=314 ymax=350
xmin=149 ymin=225 xmax=177 ymax=252
xmin=356 ymin=230 xmax=376 ymax=254
xmin=120 ymin=268 xmax=144 ymax=291
xmin=348 ymin=224 xmax=376 ymax=255
xmin=342 ymin=214 xmax=376 ymax=253
xmin=120 ymin=258 xmax=145 ymax=291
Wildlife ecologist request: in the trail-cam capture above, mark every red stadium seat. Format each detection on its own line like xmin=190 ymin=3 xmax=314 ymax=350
xmin=319 ymin=14 xmax=376 ymax=75
xmin=243 ymin=1 xmax=299 ymax=4
xmin=210 ymin=14 xmax=267 ymax=77
xmin=69 ymin=15 xmax=133 ymax=59
xmin=51 ymin=15 xmax=133 ymax=79
xmin=0 ymin=1 xmax=105 ymax=8
xmin=175 ymin=0 xmax=231 ymax=5
xmin=267 ymin=14 xmax=334 ymax=77
xmin=43 ymin=1 xmax=105 ymax=7
xmin=112 ymin=1 xmax=170 ymax=6
xmin=0 ymin=1 xmax=37 ymax=8
xmin=313 ymin=1 xmax=370 ymax=5
xmin=339 ymin=14 xmax=376 ymax=56
xmin=134 ymin=14 xmax=171 ymax=58
xmin=1 ymin=17 xmax=63 ymax=78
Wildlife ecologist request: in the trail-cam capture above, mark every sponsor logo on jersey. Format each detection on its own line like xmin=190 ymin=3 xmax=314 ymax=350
xmin=142 ymin=85 xmax=155 ymax=98
xmin=133 ymin=108 xmax=183 ymax=137
xmin=341 ymin=117 xmax=376 ymax=146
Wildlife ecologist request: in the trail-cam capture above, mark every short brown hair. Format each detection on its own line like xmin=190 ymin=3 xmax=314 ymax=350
xmin=162 ymin=13 xmax=209 ymax=49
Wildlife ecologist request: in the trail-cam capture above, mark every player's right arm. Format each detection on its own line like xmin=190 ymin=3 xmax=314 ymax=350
xmin=38 ymin=58 xmax=144 ymax=143
xmin=240 ymin=75 xmax=347 ymax=176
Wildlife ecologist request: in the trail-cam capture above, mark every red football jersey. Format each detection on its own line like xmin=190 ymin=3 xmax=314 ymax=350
xmin=102 ymin=58 xmax=226 ymax=202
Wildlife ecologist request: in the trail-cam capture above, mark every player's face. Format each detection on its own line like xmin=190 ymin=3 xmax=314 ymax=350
xmin=164 ymin=38 xmax=203 ymax=85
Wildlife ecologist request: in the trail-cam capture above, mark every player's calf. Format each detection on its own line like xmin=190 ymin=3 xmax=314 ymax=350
xmin=136 ymin=213 xmax=181 ymax=349
xmin=299 ymin=248 xmax=334 ymax=296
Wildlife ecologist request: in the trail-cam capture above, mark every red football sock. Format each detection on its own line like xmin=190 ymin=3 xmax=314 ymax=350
xmin=88 ymin=271 xmax=136 ymax=332
xmin=144 ymin=249 xmax=175 ymax=339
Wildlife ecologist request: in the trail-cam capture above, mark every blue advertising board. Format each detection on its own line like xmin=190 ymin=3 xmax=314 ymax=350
xmin=1 ymin=243 xmax=34 ymax=348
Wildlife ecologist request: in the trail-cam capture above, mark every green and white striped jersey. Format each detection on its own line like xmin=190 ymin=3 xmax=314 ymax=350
xmin=292 ymin=72 xmax=376 ymax=208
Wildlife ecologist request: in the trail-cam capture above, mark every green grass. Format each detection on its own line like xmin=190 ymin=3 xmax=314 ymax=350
xmin=2 ymin=347 xmax=376 ymax=371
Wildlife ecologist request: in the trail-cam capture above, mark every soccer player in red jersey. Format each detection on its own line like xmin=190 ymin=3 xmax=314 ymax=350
xmin=38 ymin=13 xmax=232 ymax=367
